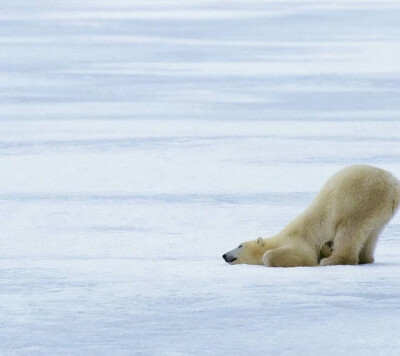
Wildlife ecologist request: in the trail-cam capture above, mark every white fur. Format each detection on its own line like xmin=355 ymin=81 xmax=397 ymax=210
xmin=224 ymin=165 xmax=400 ymax=267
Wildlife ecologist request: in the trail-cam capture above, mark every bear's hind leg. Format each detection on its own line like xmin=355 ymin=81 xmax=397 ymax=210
xmin=263 ymin=247 xmax=317 ymax=267
xmin=320 ymin=223 xmax=370 ymax=266
xmin=358 ymin=226 xmax=383 ymax=264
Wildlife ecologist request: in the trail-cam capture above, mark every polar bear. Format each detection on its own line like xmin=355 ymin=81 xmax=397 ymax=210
xmin=222 ymin=165 xmax=400 ymax=267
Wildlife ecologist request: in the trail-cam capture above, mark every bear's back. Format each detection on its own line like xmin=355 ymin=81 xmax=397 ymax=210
xmin=314 ymin=165 xmax=399 ymax=223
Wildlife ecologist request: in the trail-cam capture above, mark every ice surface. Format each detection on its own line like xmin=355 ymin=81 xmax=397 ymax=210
xmin=1 ymin=0 xmax=400 ymax=355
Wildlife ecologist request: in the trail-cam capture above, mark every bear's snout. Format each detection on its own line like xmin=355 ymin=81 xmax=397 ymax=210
xmin=223 ymin=253 xmax=237 ymax=264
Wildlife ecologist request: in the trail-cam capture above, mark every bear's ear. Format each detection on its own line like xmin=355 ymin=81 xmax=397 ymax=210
xmin=257 ymin=237 xmax=264 ymax=246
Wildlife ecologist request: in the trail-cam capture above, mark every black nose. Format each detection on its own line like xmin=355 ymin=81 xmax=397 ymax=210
xmin=222 ymin=254 xmax=227 ymax=260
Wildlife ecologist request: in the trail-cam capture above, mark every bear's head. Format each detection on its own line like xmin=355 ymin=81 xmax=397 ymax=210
xmin=222 ymin=237 xmax=266 ymax=265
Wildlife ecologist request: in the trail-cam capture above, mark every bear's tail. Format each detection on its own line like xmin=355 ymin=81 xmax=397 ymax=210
xmin=392 ymin=177 xmax=400 ymax=216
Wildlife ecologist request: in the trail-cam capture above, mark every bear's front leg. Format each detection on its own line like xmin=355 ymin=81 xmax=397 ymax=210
xmin=320 ymin=241 xmax=334 ymax=259
xmin=262 ymin=247 xmax=317 ymax=267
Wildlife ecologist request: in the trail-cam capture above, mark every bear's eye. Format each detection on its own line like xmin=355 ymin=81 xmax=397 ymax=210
xmin=238 ymin=245 xmax=243 ymax=248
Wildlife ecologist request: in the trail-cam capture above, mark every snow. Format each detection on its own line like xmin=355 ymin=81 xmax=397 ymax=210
xmin=1 ymin=0 xmax=400 ymax=354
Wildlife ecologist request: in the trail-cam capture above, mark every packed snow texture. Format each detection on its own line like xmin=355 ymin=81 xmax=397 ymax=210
xmin=1 ymin=0 xmax=400 ymax=355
